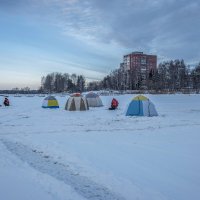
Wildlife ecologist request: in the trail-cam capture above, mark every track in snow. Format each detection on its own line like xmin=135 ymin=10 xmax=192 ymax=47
xmin=1 ymin=139 xmax=125 ymax=200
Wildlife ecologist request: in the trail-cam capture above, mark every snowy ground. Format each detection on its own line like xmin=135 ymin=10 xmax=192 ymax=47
xmin=0 ymin=94 xmax=200 ymax=200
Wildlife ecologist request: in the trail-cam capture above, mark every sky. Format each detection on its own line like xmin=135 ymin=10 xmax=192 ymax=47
xmin=0 ymin=0 xmax=200 ymax=89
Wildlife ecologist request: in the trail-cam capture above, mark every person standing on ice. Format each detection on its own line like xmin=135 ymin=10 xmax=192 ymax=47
xmin=4 ymin=97 xmax=10 ymax=106
xmin=109 ymin=98 xmax=119 ymax=110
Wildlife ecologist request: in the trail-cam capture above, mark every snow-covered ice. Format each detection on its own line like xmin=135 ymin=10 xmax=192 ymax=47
xmin=0 ymin=94 xmax=200 ymax=200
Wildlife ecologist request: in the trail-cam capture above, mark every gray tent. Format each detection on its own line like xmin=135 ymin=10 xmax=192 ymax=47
xmin=85 ymin=92 xmax=103 ymax=107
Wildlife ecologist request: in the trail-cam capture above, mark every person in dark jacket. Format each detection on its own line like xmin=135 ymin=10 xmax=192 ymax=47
xmin=4 ymin=97 xmax=10 ymax=106
xmin=109 ymin=98 xmax=119 ymax=110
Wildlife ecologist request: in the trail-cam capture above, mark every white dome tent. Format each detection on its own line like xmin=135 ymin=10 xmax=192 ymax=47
xmin=65 ymin=93 xmax=89 ymax=111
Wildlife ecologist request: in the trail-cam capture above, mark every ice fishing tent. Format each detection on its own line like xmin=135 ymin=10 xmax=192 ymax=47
xmin=85 ymin=92 xmax=103 ymax=107
xmin=65 ymin=93 xmax=89 ymax=111
xmin=126 ymin=95 xmax=158 ymax=116
xmin=42 ymin=96 xmax=59 ymax=108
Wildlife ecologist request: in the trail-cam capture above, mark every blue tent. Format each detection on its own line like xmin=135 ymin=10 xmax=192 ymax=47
xmin=126 ymin=95 xmax=158 ymax=117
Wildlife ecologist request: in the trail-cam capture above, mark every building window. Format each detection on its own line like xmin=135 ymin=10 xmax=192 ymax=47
xmin=141 ymin=57 xmax=146 ymax=64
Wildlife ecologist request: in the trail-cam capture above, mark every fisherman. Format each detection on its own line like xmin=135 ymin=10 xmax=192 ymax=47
xmin=4 ymin=97 xmax=10 ymax=106
xmin=109 ymin=98 xmax=119 ymax=110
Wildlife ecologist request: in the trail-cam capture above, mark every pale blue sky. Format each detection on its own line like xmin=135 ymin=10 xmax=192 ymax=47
xmin=0 ymin=0 xmax=200 ymax=89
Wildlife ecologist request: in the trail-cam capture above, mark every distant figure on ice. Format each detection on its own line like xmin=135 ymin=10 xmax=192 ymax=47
xmin=4 ymin=97 xmax=10 ymax=106
xmin=109 ymin=98 xmax=119 ymax=110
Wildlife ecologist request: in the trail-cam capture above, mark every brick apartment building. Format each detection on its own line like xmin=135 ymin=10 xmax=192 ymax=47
xmin=121 ymin=52 xmax=157 ymax=89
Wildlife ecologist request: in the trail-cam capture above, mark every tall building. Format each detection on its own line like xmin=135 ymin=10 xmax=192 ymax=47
xmin=122 ymin=52 xmax=157 ymax=89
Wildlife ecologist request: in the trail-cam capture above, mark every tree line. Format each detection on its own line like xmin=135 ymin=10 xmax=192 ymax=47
xmin=40 ymin=60 xmax=200 ymax=93
xmin=40 ymin=72 xmax=85 ymax=93
xmin=1 ymin=59 xmax=200 ymax=94
xmin=0 ymin=87 xmax=38 ymax=95
xmin=87 ymin=60 xmax=200 ymax=93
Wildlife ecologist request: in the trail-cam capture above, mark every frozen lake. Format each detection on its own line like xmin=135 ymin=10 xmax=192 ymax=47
xmin=0 ymin=94 xmax=200 ymax=200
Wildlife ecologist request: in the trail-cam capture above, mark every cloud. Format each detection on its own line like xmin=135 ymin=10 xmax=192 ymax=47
xmin=1 ymin=0 xmax=200 ymax=63
xmin=58 ymin=0 xmax=200 ymax=62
